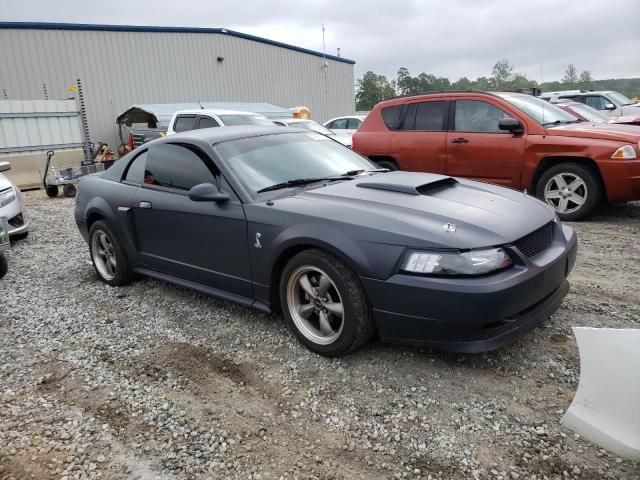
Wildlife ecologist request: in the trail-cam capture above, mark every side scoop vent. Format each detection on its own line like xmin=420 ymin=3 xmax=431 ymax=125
xmin=357 ymin=177 xmax=457 ymax=195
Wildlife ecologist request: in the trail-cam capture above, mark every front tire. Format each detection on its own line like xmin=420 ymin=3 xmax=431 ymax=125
xmin=279 ymin=249 xmax=374 ymax=356
xmin=45 ymin=185 xmax=59 ymax=198
xmin=375 ymin=159 xmax=398 ymax=171
xmin=536 ymin=163 xmax=603 ymax=221
xmin=88 ymin=220 xmax=135 ymax=286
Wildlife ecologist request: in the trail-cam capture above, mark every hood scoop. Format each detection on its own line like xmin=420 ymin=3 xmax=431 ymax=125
xmin=357 ymin=177 xmax=457 ymax=195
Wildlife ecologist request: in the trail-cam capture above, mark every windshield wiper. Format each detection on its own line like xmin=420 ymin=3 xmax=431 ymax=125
xmin=257 ymin=177 xmax=346 ymax=193
xmin=542 ymin=119 xmax=580 ymax=127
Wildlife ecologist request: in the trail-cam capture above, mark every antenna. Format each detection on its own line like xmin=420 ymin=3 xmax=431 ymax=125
xmin=198 ymin=100 xmax=204 ymax=110
xmin=540 ymin=61 xmax=545 ymax=124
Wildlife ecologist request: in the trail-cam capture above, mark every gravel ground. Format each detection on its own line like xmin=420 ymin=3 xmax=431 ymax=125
xmin=1 ymin=191 xmax=639 ymax=480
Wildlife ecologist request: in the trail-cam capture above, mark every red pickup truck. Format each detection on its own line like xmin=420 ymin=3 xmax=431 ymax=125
xmin=353 ymin=92 xmax=640 ymax=220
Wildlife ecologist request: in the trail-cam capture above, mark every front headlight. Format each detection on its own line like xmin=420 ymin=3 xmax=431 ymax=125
xmin=611 ymin=145 xmax=637 ymax=159
xmin=0 ymin=188 xmax=16 ymax=208
xmin=401 ymin=248 xmax=512 ymax=276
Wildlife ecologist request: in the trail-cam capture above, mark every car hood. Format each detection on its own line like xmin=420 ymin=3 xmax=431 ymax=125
xmin=275 ymin=172 xmax=554 ymax=249
xmin=610 ymin=115 xmax=640 ymax=125
xmin=545 ymin=122 xmax=640 ymax=143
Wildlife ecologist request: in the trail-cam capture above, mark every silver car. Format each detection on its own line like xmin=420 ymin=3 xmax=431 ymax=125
xmin=0 ymin=162 xmax=30 ymax=239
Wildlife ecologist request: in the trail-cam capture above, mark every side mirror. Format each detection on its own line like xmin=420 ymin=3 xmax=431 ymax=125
xmin=0 ymin=162 xmax=11 ymax=173
xmin=188 ymin=182 xmax=229 ymax=203
xmin=498 ymin=117 xmax=524 ymax=134
xmin=604 ymin=103 xmax=616 ymax=111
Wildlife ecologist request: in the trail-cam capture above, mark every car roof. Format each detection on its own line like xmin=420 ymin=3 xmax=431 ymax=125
xmin=542 ymin=90 xmax=614 ymax=97
xmin=173 ymin=109 xmax=265 ymax=116
xmin=162 ymin=125 xmax=305 ymax=145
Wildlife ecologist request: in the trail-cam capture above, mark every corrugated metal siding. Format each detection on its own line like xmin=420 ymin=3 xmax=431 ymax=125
xmin=0 ymin=27 xmax=355 ymax=149
xmin=0 ymin=100 xmax=83 ymax=153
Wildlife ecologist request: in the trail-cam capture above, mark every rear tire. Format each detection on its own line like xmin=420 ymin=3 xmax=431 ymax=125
xmin=45 ymin=185 xmax=59 ymax=198
xmin=0 ymin=254 xmax=7 ymax=279
xmin=374 ymin=159 xmax=398 ymax=171
xmin=279 ymin=249 xmax=375 ymax=356
xmin=88 ymin=220 xmax=136 ymax=286
xmin=63 ymin=184 xmax=77 ymax=198
xmin=536 ymin=163 xmax=603 ymax=221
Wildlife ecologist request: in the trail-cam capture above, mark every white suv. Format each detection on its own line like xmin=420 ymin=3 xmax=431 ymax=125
xmin=167 ymin=109 xmax=274 ymax=135
xmin=540 ymin=90 xmax=638 ymax=117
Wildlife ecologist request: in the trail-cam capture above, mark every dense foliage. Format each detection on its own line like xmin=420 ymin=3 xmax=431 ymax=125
xmin=355 ymin=60 xmax=640 ymax=111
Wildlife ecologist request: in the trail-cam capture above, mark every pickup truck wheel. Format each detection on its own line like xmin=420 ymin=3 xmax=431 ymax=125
xmin=375 ymin=160 xmax=398 ymax=171
xmin=280 ymin=249 xmax=375 ymax=357
xmin=536 ymin=163 xmax=602 ymax=221
xmin=89 ymin=220 xmax=135 ymax=286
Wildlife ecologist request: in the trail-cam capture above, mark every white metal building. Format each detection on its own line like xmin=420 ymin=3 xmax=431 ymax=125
xmin=0 ymin=22 xmax=356 ymax=149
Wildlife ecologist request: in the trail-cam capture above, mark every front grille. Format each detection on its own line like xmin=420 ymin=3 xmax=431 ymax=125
xmin=513 ymin=222 xmax=553 ymax=258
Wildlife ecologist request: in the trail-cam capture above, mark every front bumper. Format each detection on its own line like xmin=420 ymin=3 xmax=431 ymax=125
xmin=362 ymin=222 xmax=577 ymax=353
xmin=0 ymin=194 xmax=30 ymax=238
xmin=597 ymin=158 xmax=640 ymax=203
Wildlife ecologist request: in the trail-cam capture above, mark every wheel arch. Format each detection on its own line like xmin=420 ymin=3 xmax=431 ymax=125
xmin=267 ymin=235 xmax=371 ymax=314
xmin=367 ymin=155 xmax=398 ymax=168
xmin=530 ymin=156 xmax=606 ymax=199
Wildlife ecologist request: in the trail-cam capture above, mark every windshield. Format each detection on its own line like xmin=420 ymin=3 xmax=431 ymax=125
xmin=496 ymin=93 xmax=579 ymax=126
xmin=218 ymin=114 xmax=275 ymax=126
xmin=566 ymin=103 xmax=609 ymax=123
xmin=289 ymin=120 xmax=335 ymax=136
xmin=215 ymin=132 xmax=378 ymax=193
xmin=607 ymin=91 xmax=633 ymax=106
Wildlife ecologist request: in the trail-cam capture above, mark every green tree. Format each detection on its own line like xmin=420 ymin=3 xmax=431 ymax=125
xmin=563 ymin=64 xmax=578 ymax=85
xmin=452 ymin=76 xmax=472 ymax=90
xmin=491 ymin=59 xmax=514 ymax=89
xmin=579 ymin=70 xmax=593 ymax=88
xmin=355 ymin=71 xmax=395 ymax=111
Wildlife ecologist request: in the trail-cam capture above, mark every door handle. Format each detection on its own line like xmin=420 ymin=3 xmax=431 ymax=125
xmin=450 ymin=137 xmax=469 ymax=144
xmin=139 ymin=201 xmax=152 ymax=209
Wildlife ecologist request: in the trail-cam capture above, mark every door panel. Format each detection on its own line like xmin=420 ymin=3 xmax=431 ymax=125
xmin=390 ymin=99 xmax=449 ymax=173
xmin=446 ymin=99 xmax=525 ymax=186
xmin=131 ymin=189 xmax=251 ymax=296
xmin=128 ymin=143 xmax=251 ymax=296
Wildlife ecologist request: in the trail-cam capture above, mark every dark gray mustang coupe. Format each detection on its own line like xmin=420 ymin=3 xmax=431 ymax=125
xmin=75 ymin=127 xmax=577 ymax=356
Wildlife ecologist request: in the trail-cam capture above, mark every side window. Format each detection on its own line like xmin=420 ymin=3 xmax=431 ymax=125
xmin=412 ymin=101 xmax=448 ymax=131
xmin=381 ymin=105 xmax=403 ymax=130
xmin=173 ymin=115 xmax=197 ymax=133
xmin=585 ymin=96 xmax=607 ymax=110
xmin=402 ymin=103 xmax=417 ymax=130
xmin=144 ymin=144 xmax=217 ymax=191
xmin=123 ymin=152 xmax=147 ymax=184
xmin=198 ymin=116 xmax=220 ymax=129
xmin=454 ymin=100 xmax=509 ymax=133
xmin=346 ymin=118 xmax=361 ymax=129
xmin=330 ymin=118 xmax=348 ymax=129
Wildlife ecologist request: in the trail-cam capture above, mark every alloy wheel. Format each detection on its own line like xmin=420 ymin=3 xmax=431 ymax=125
xmin=543 ymin=173 xmax=588 ymax=214
xmin=286 ymin=266 xmax=344 ymax=345
xmin=91 ymin=230 xmax=116 ymax=281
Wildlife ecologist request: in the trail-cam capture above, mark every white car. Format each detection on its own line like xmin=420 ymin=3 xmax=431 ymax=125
xmin=273 ymin=119 xmax=353 ymax=147
xmin=540 ymin=90 xmax=637 ymax=117
xmin=0 ymin=162 xmax=29 ymax=239
xmin=166 ymin=109 xmax=274 ymax=135
xmin=323 ymin=114 xmax=368 ymax=135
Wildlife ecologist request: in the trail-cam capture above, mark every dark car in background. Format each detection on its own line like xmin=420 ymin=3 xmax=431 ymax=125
xmin=75 ymin=127 xmax=576 ymax=356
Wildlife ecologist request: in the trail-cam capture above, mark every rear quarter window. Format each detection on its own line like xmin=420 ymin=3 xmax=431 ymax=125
xmin=381 ymin=105 xmax=403 ymax=130
xmin=173 ymin=115 xmax=197 ymax=133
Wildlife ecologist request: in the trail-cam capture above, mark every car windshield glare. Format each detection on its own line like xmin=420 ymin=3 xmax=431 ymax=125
xmin=569 ymin=104 xmax=609 ymax=123
xmin=291 ymin=121 xmax=335 ymax=136
xmin=218 ymin=114 xmax=274 ymax=126
xmin=496 ymin=94 xmax=578 ymax=126
xmin=215 ymin=132 xmax=378 ymax=193
xmin=607 ymin=91 xmax=633 ymax=106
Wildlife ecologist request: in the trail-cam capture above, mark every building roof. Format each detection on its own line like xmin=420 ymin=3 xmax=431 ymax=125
xmin=117 ymin=102 xmax=293 ymax=127
xmin=0 ymin=22 xmax=355 ymax=65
